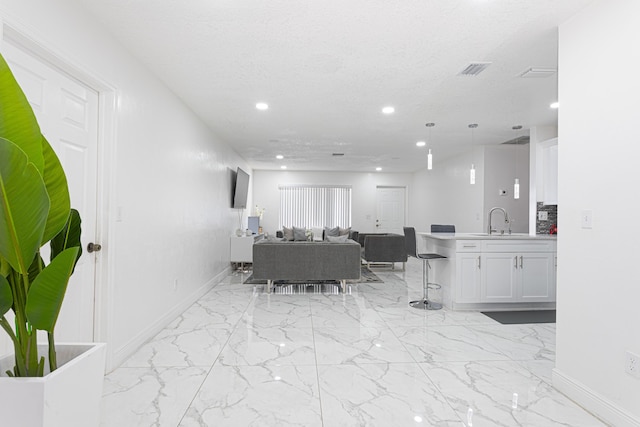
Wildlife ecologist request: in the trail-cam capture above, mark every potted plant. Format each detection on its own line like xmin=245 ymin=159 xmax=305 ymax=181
xmin=0 ymin=53 xmax=106 ymax=425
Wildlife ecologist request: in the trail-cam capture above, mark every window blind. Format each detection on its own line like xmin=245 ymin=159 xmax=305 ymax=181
xmin=279 ymin=185 xmax=352 ymax=229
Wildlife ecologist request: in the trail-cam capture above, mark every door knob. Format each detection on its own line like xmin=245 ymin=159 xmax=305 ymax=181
xmin=87 ymin=242 xmax=102 ymax=253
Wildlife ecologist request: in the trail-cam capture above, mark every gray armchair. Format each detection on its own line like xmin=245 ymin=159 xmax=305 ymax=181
xmin=358 ymin=233 xmax=408 ymax=269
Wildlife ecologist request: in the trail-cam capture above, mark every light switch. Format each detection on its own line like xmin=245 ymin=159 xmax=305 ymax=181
xmin=581 ymin=210 xmax=593 ymax=229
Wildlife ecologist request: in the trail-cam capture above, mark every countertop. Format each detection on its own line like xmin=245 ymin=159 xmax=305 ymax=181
xmin=418 ymin=232 xmax=557 ymax=241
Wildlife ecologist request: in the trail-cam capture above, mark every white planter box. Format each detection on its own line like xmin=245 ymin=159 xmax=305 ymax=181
xmin=0 ymin=342 xmax=106 ymax=427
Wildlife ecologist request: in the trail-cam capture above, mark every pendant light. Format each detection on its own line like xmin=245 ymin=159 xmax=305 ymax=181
xmin=512 ymin=125 xmax=522 ymax=199
xmin=426 ymin=122 xmax=435 ymax=170
xmin=469 ymin=123 xmax=478 ymax=184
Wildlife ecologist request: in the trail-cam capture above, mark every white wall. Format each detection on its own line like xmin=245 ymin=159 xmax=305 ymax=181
xmin=555 ymin=0 xmax=640 ymax=425
xmin=252 ymin=170 xmax=412 ymax=235
xmin=409 ymin=148 xmax=485 ymax=233
xmin=483 ymin=145 xmax=530 ymax=233
xmin=0 ymin=0 xmax=248 ymax=369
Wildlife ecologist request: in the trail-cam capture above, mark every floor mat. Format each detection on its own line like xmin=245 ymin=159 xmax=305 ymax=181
xmin=481 ymin=310 xmax=556 ymax=324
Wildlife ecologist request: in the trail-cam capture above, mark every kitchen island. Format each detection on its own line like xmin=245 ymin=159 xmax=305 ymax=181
xmin=418 ymin=232 xmax=557 ymax=311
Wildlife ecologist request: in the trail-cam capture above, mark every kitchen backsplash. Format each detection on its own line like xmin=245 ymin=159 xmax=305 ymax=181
xmin=536 ymin=202 xmax=558 ymax=234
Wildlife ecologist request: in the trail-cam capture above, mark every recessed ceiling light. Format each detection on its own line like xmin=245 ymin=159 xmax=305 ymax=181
xmin=256 ymin=102 xmax=269 ymax=110
xmin=416 ymin=141 xmax=426 ymax=147
xmin=376 ymin=167 xmax=382 ymax=171
xmin=550 ymin=102 xmax=559 ymax=109
xmin=276 ymin=154 xmax=284 ymax=159
xmin=382 ymin=106 xmax=395 ymax=114
xmin=280 ymin=165 xmax=287 ymax=169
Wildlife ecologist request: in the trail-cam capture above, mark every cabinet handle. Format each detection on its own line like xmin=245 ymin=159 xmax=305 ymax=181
xmin=520 ymin=255 xmax=523 ymax=269
xmin=463 ymin=245 xmax=476 ymax=248
xmin=477 ymin=256 xmax=481 ymax=269
xmin=514 ymin=256 xmax=518 ymax=269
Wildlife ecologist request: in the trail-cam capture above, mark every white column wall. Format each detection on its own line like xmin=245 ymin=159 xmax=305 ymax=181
xmin=555 ymin=0 xmax=640 ymax=424
xmin=252 ymin=170 xmax=412 ymax=235
xmin=0 ymin=0 xmax=249 ymax=369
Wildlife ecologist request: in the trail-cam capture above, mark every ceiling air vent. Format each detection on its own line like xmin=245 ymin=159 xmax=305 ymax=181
xmin=332 ymin=153 xmax=345 ymax=157
xmin=502 ymin=136 xmax=530 ymax=145
xmin=458 ymin=62 xmax=492 ymax=76
xmin=518 ymin=67 xmax=557 ymax=78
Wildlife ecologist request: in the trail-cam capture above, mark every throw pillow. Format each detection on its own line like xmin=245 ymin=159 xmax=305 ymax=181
xmin=293 ymin=226 xmax=307 ymax=241
xmin=324 ymin=226 xmax=340 ymax=240
xmin=282 ymin=226 xmax=294 ymax=241
xmin=338 ymin=226 xmax=351 ymax=237
xmin=312 ymin=227 xmax=324 ymax=242
xmin=327 ymin=235 xmax=348 ymax=243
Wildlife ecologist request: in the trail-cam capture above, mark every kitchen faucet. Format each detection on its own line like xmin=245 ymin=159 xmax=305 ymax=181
xmin=487 ymin=207 xmax=511 ymax=235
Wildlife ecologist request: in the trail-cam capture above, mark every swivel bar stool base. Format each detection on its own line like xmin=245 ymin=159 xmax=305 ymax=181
xmin=408 ymin=255 xmax=444 ymax=310
xmin=403 ymin=227 xmax=446 ymax=311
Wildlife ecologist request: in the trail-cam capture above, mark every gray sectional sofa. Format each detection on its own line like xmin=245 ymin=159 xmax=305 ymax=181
xmin=252 ymin=239 xmax=361 ymax=293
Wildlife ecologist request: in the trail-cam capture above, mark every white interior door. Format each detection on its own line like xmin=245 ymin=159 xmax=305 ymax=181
xmin=2 ymin=41 xmax=100 ymax=344
xmin=375 ymin=187 xmax=405 ymax=234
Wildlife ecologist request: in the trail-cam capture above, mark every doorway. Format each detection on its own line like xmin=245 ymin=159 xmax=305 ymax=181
xmin=1 ymin=32 xmax=101 ymax=347
xmin=375 ymin=186 xmax=406 ymax=234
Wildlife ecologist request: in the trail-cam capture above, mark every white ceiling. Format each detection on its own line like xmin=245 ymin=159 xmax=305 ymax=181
xmin=72 ymin=0 xmax=594 ymax=172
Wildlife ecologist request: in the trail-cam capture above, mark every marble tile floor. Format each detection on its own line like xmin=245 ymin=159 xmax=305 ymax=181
xmin=101 ymin=259 xmax=606 ymax=427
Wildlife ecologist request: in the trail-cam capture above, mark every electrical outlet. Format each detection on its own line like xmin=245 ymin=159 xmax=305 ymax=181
xmin=538 ymin=211 xmax=548 ymax=221
xmin=626 ymin=351 xmax=640 ymax=378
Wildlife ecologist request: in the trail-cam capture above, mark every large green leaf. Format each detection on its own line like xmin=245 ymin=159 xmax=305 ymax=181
xmin=50 ymin=208 xmax=82 ymax=273
xmin=0 ymin=53 xmax=44 ymax=174
xmin=28 ymin=252 xmax=44 ymax=285
xmin=0 ymin=138 xmax=50 ymax=274
xmin=25 ymin=246 xmax=79 ymax=332
xmin=41 ymin=137 xmax=70 ymax=244
xmin=0 ymin=275 xmax=12 ymax=316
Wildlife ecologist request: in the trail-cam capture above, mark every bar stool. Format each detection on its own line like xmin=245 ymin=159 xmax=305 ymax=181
xmin=403 ymin=226 xmax=445 ymax=310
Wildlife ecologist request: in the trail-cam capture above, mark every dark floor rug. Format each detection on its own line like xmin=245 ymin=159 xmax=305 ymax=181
xmin=481 ymin=310 xmax=556 ymax=324
xmin=243 ymin=266 xmax=382 ymax=285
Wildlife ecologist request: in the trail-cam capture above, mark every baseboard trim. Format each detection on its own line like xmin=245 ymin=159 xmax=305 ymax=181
xmin=108 ymin=266 xmax=232 ymax=371
xmin=552 ymin=368 xmax=640 ymax=427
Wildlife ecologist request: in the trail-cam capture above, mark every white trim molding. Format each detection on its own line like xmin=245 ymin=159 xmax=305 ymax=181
xmin=553 ymin=368 xmax=640 ymax=427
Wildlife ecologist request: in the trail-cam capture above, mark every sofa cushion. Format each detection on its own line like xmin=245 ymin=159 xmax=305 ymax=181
xmin=293 ymin=226 xmax=307 ymax=241
xmin=283 ymin=226 xmax=294 ymax=241
xmin=327 ymin=234 xmax=348 ymax=243
xmin=311 ymin=227 xmax=324 ymax=241
xmin=324 ymin=226 xmax=340 ymax=239
xmin=338 ymin=226 xmax=351 ymax=236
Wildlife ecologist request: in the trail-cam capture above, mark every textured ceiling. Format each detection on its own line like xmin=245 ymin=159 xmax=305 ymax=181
xmin=72 ymin=0 xmax=594 ymax=172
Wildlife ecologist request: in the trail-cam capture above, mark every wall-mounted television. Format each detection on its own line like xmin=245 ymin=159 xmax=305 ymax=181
xmin=233 ymin=167 xmax=250 ymax=209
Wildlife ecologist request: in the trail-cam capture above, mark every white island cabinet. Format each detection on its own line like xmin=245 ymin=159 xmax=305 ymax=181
xmin=420 ymin=233 xmax=556 ymax=311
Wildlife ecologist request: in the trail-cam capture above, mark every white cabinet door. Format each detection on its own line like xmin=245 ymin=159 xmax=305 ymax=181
xmin=519 ymin=253 xmax=556 ymax=302
xmin=456 ymin=253 xmax=482 ymax=302
xmin=230 ymin=236 xmax=257 ymax=262
xmin=482 ymin=253 xmax=518 ymax=302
